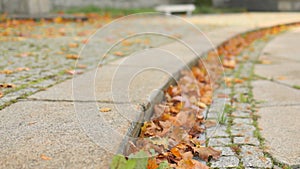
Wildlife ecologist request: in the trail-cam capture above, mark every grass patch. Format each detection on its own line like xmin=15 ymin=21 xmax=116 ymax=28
xmin=194 ymin=5 xmax=246 ymax=14
xmin=292 ymin=85 xmax=300 ymax=90
xmin=60 ymin=6 xmax=155 ymax=17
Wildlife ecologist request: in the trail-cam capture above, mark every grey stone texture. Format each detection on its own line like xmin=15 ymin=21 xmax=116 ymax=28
xmin=208 ymin=138 xmax=231 ymax=147
xmin=253 ymin=27 xmax=300 ymax=168
xmin=234 ymin=136 xmax=260 ymax=146
xmin=241 ymin=145 xmax=273 ymax=168
xmin=210 ymin=156 xmax=240 ymax=168
xmin=257 ymin=106 xmax=300 ymax=167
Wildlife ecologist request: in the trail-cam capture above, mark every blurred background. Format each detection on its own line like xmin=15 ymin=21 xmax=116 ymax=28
xmin=0 ymin=0 xmax=299 ymax=16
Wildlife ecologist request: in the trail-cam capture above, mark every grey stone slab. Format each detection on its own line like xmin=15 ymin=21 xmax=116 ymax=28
xmin=253 ymin=80 xmax=300 ymax=106
xmin=213 ymin=147 xmax=235 ymax=156
xmin=257 ymin=106 xmax=300 ymax=167
xmin=234 ymin=136 xmax=260 ymax=146
xmin=0 ymin=101 xmax=135 ymax=168
xmin=231 ymin=124 xmax=256 ymax=137
xmin=232 ymin=110 xmax=252 ymax=117
xmin=256 ymin=28 xmax=300 ymax=86
xmin=29 ymin=64 xmax=172 ymax=105
xmin=206 ymin=125 xmax=229 ymax=138
xmin=233 ymin=118 xmax=253 ymax=125
xmin=208 ymin=138 xmax=231 ymax=147
xmin=241 ymin=145 xmax=273 ymax=168
xmin=210 ymin=156 xmax=239 ymax=168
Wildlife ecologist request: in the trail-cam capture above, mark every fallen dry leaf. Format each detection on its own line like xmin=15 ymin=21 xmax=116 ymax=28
xmin=68 ymin=43 xmax=79 ymax=48
xmin=99 ymin=107 xmax=112 ymax=112
xmin=113 ymin=51 xmax=125 ymax=57
xmin=40 ymin=154 xmax=51 ymax=160
xmin=223 ymin=59 xmax=236 ymax=69
xmin=0 ymin=83 xmax=16 ymax=88
xmin=193 ymin=146 xmax=221 ymax=162
xmin=66 ymin=54 xmax=79 ymax=60
xmin=147 ymin=158 xmax=159 ymax=169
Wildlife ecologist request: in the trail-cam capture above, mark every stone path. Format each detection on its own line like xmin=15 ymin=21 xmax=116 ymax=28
xmin=253 ymin=27 xmax=300 ymax=168
xmin=1 ymin=13 xmax=300 ymax=168
xmin=207 ymin=34 xmax=274 ymax=168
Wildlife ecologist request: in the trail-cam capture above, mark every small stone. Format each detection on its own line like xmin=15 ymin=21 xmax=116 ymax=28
xmin=233 ymin=118 xmax=253 ymax=125
xmin=233 ymin=102 xmax=251 ymax=110
xmin=234 ymin=137 xmax=260 ymax=146
xmin=231 ymin=129 xmax=254 ymax=137
xmin=208 ymin=138 xmax=231 ymax=147
xmin=213 ymin=147 xmax=235 ymax=156
xmin=231 ymin=123 xmax=256 ymax=131
xmin=206 ymin=126 xmax=229 ymax=138
xmin=234 ymin=87 xmax=250 ymax=94
xmin=241 ymin=145 xmax=273 ymax=168
xmin=210 ymin=156 xmax=240 ymax=168
xmin=207 ymin=111 xmax=218 ymax=119
xmin=232 ymin=110 xmax=251 ymax=117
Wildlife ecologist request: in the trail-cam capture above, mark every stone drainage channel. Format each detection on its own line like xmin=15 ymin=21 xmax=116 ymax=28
xmin=121 ymin=24 xmax=300 ymax=169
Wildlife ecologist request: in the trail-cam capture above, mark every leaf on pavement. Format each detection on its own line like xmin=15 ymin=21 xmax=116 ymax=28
xmin=99 ymin=107 xmax=112 ymax=112
xmin=147 ymin=158 xmax=159 ymax=169
xmin=66 ymin=54 xmax=79 ymax=60
xmin=113 ymin=51 xmax=125 ymax=57
xmin=193 ymin=146 xmax=221 ymax=162
xmin=0 ymin=70 xmax=13 ymax=74
xmin=0 ymin=83 xmax=16 ymax=88
xmin=40 ymin=154 xmax=51 ymax=160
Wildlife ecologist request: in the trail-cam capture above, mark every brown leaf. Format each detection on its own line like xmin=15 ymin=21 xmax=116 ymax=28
xmin=40 ymin=154 xmax=51 ymax=160
xmin=170 ymin=147 xmax=182 ymax=158
xmin=0 ymin=91 xmax=3 ymax=98
xmin=113 ymin=51 xmax=125 ymax=57
xmin=66 ymin=54 xmax=79 ymax=60
xmin=193 ymin=146 xmax=221 ymax=162
xmin=147 ymin=158 xmax=159 ymax=169
xmin=223 ymin=59 xmax=236 ymax=69
xmin=0 ymin=83 xmax=16 ymax=88
xmin=99 ymin=107 xmax=112 ymax=112
xmin=0 ymin=70 xmax=13 ymax=74
xmin=68 ymin=43 xmax=79 ymax=48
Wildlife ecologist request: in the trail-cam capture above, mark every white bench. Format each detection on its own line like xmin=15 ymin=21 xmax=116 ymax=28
xmin=155 ymin=4 xmax=196 ymax=16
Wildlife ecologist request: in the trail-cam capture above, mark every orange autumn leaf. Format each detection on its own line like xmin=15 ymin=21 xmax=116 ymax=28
xmin=99 ymin=107 xmax=112 ymax=112
xmin=223 ymin=59 xmax=236 ymax=69
xmin=113 ymin=51 xmax=125 ymax=57
xmin=0 ymin=83 xmax=16 ymax=88
xmin=0 ymin=91 xmax=3 ymax=98
xmin=170 ymin=147 xmax=182 ymax=158
xmin=0 ymin=70 xmax=13 ymax=74
xmin=40 ymin=154 xmax=51 ymax=160
xmin=68 ymin=43 xmax=79 ymax=48
xmin=66 ymin=54 xmax=79 ymax=60
xmin=147 ymin=158 xmax=159 ymax=169
xmin=193 ymin=146 xmax=221 ymax=162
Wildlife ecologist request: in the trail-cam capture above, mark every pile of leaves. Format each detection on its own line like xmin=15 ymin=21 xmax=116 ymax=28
xmin=110 ymin=24 xmax=297 ymax=169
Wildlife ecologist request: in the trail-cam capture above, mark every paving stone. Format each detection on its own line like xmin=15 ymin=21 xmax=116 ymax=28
xmin=213 ymin=147 xmax=235 ymax=156
xmin=210 ymin=156 xmax=240 ymax=168
xmin=233 ymin=118 xmax=253 ymax=125
xmin=234 ymin=136 xmax=260 ymax=146
xmin=206 ymin=125 xmax=229 ymax=138
xmin=241 ymin=145 xmax=273 ymax=168
xmin=257 ymin=106 xmax=300 ymax=167
xmin=208 ymin=138 xmax=231 ymax=147
xmin=231 ymin=129 xmax=254 ymax=137
xmin=234 ymin=87 xmax=250 ymax=95
xmin=233 ymin=102 xmax=251 ymax=110
xmin=232 ymin=110 xmax=252 ymax=117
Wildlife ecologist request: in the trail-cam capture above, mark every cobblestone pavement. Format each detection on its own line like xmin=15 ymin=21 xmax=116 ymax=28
xmin=0 ymin=15 xmax=219 ymax=108
xmin=205 ymin=35 xmax=280 ymax=168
